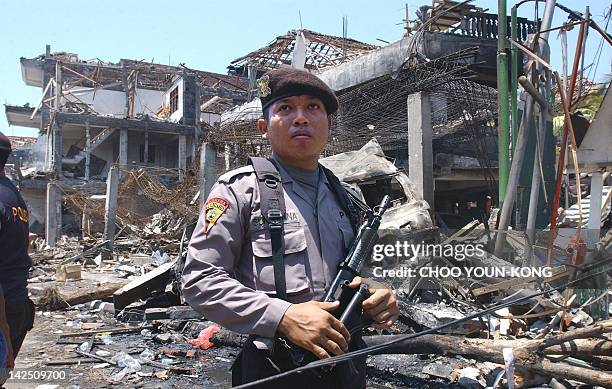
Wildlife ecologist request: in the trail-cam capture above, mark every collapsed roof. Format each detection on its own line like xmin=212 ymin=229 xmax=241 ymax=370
xmin=228 ymin=29 xmax=378 ymax=74
xmin=21 ymin=52 xmax=249 ymax=93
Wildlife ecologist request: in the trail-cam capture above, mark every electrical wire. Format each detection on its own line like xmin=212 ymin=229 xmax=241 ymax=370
xmin=234 ymin=263 xmax=611 ymax=388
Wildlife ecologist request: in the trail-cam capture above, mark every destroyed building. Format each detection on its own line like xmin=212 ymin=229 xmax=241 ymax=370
xmin=4 ymin=0 xmax=539 ymax=242
xmin=2 ymin=0 xmax=611 ymax=387
xmin=205 ymin=1 xmax=537 ymax=229
xmin=5 ymin=48 xmax=249 ymax=244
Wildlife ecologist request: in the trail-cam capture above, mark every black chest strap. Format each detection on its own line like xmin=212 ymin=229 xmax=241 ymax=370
xmin=248 ymin=157 xmax=362 ymax=301
xmin=249 ymin=157 xmax=288 ymax=300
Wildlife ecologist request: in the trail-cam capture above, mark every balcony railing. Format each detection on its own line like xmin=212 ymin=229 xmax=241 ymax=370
xmin=454 ymin=13 xmax=536 ymax=41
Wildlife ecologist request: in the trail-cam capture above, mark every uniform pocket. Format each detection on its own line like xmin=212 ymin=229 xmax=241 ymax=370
xmin=251 ymin=225 xmax=309 ymax=295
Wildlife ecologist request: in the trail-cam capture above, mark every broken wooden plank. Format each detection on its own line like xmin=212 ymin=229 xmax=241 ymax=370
xmin=45 ymin=358 xmax=99 ymax=366
xmin=37 ymin=283 xmax=125 ymax=311
xmin=61 ymin=239 xmax=110 ymax=265
xmin=59 ymin=324 xmax=155 ymax=338
xmin=441 ymin=219 xmax=481 ymax=244
xmin=363 ymin=320 xmax=612 ymax=387
xmin=472 ymin=266 xmax=568 ymax=296
xmin=399 ymin=301 xmax=483 ymax=335
xmin=113 ymin=260 xmax=176 ymax=311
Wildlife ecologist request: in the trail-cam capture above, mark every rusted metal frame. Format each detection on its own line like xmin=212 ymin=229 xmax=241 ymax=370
xmin=509 ymin=41 xmax=582 ymax=173
xmin=127 ymin=70 xmax=138 ymax=118
xmin=546 ymin=20 xmax=587 ymax=265
xmin=62 ymin=77 xmax=87 ymax=91
xmin=588 ymin=19 xmax=612 ymax=46
xmin=62 ymin=64 xmax=99 ymax=86
xmin=311 ymin=48 xmax=338 ymax=67
xmin=30 ymin=78 xmax=54 ymax=119
xmin=63 ymin=90 xmax=100 ymax=115
xmin=537 ymin=20 xmax=583 ymax=35
xmin=518 ymin=76 xmax=555 ymax=116
xmin=511 ymin=37 xmax=587 ymax=270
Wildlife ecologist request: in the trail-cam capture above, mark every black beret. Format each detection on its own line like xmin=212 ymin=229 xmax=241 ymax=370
xmin=0 ymin=131 xmax=11 ymax=154
xmin=258 ymin=68 xmax=339 ymax=115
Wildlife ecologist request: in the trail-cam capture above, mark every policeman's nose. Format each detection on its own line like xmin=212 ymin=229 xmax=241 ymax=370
xmin=292 ymin=107 xmax=309 ymax=126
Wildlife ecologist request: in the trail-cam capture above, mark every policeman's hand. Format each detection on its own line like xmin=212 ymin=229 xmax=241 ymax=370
xmin=348 ymin=277 xmax=399 ymax=330
xmin=277 ymin=301 xmax=351 ymax=359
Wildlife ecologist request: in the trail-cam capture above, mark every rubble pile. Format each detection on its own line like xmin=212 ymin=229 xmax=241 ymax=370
xmin=17 ymin=196 xmax=610 ymax=388
xmin=11 ymin=139 xmax=609 ymax=388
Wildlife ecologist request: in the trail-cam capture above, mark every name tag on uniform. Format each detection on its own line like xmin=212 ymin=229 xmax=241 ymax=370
xmin=250 ymin=210 xmax=300 ymax=228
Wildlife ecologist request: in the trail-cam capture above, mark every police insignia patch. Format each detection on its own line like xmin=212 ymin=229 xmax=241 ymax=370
xmin=257 ymin=74 xmax=271 ymax=97
xmin=204 ymin=198 xmax=229 ymax=234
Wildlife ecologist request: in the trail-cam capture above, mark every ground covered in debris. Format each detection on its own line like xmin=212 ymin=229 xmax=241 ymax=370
xmin=9 ymin=293 xmax=473 ymax=388
xmin=9 ymin=141 xmax=611 ymax=388
xmin=8 ymin=214 xmax=610 ymax=388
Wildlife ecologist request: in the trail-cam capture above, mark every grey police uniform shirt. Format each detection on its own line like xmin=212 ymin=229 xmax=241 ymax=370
xmin=182 ymin=157 xmax=355 ymax=338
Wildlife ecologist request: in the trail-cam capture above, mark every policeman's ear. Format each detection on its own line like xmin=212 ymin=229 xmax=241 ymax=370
xmin=257 ymin=118 xmax=269 ymax=139
xmin=327 ymin=115 xmax=333 ymax=135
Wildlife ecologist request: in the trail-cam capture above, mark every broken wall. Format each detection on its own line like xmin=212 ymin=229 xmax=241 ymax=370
xmin=165 ymin=76 xmax=184 ymax=123
xmin=63 ymin=88 xmax=164 ymax=117
xmin=21 ymin=187 xmax=47 ymax=231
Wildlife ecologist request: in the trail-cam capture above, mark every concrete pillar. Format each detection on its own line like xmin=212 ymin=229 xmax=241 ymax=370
xmin=52 ymin=122 xmax=62 ymax=176
xmin=178 ymin=135 xmax=187 ymax=181
xmin=45 ymin=183 xmax=61 ymax=246
xmin=224 ymin=144 xmax=231 ymax=171
xmin=46 ymin=129 xmax=53 ymax=171
xmin=85 ymin=121 xmax=91 ymax=181
xmin=55 ymin=61 xmax=62 ymax=111
xmin=407 ymin=91 xmax=434 ymax=210
xmin=199 ymin=143 xmax=217 ymax=211
xmin=81 ymin=203 xmax=90 ymax=239
xmin=40 ymin=60 xmax=52 ymax=141
xmin=144 ymin=127 xmax=149 ymax=166
xmin=578 ymin=171 xmax=608 ymax=320
xmin=119 ymin=129 xmax=128 ymax=178
xmin=587 ymin=171 xmax=604 ymax=247
xmin=103 ymin=166 xmax=119 ymax=245
xmin=122 ymin=69 xmax=130 ymax=117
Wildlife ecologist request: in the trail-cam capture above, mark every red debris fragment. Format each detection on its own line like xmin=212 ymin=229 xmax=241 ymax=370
xmin=191 ymin=325 xmax=220 ymax=350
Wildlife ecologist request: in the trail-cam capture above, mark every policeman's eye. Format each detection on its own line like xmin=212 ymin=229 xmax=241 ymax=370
xmin=308 ymin=103 xmax=321 ymax=110
xmin=278 ymin=104 xmax=291 ymax=112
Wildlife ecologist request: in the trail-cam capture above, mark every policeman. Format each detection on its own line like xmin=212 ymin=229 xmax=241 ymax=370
xmin=0 ymin=132 xmax=35 ymax=374
xmin=182 ymin=68 xmax=399 ymax=388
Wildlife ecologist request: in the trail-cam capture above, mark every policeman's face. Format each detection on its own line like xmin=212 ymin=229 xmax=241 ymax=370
xmin=257 ymin=95 xmax=332 ymax=169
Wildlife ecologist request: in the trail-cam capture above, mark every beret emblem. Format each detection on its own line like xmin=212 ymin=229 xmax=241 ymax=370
xmin=257 ymin=75 xmax=271 ymax=97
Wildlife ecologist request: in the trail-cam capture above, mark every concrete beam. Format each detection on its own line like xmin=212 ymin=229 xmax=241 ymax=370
xmin=103 ymin=165 xmax=119 ymax=245
xmin=45 ymin=182 xmax=61 ymax=247
xmin=54 ymin=112 xmax=195 ymax=136
xmin=199 ymin=142 xmax=217 ymax=211
xmin=318 ymin=36 xmax=411 ymax=92
xmin=407 ymin=92 xmax=434 ymax=210
xmin=113 ymin=261 xmax=176 ymax=312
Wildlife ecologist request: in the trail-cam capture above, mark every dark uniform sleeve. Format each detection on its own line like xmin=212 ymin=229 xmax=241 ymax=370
xmin=181 ymin=174 xmax=292 ymax=338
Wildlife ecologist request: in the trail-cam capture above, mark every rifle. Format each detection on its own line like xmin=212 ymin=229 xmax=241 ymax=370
xmin=285 ymin=195 xmax=392 ymax=366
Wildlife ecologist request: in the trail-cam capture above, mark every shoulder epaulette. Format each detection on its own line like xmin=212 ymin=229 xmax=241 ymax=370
xmin=218 ymin=165 xmax=255 ymax=183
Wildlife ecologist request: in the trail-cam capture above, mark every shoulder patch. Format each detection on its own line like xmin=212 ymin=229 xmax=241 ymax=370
xmin=218 ymin=165 xmax=255 ymax=183
xmin=204 ymin=198 xmax=229 ymax=234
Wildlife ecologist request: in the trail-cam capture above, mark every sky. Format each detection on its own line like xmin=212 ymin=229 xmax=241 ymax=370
xmin=0 ymin=0 xmax=610 ymax=137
